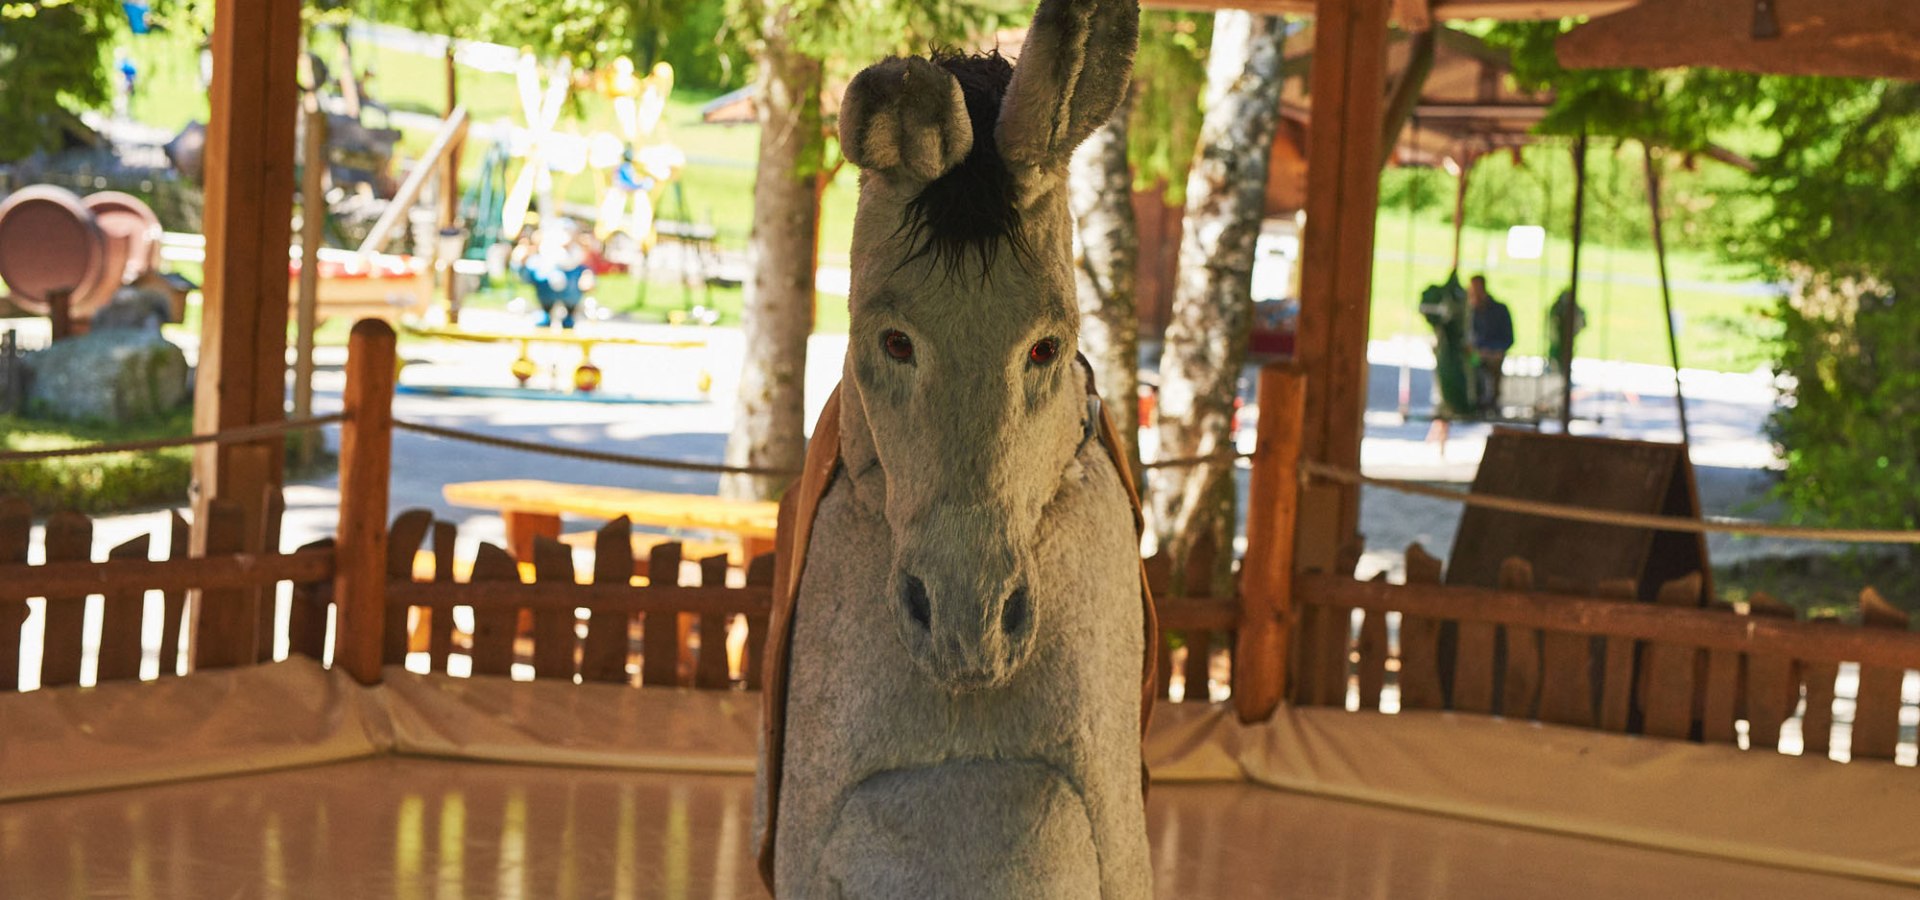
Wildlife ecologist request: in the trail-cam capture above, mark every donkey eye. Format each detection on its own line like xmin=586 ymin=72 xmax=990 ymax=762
xmin=882 ymin=330 xmax=914 ymax=362
xmin=1028 ymin=338 xmax=1060 ymax=365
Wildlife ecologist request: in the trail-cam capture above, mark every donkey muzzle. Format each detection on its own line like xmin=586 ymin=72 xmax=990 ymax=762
xmin=893 ymin=556 xmax=1036 ymax=692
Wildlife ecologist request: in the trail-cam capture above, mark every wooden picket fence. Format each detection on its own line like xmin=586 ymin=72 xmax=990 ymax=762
xmin=1292 ymin=543 xmax=1920 ymax=764
xmin=0 ymin=494 xmax=334 ymax=691
xmin=366 ymin=510 xmax=777 ymax=688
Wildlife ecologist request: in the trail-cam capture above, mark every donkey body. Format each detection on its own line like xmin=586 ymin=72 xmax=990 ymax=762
xmin=757 ymin=1 xmax=1150 ymax=896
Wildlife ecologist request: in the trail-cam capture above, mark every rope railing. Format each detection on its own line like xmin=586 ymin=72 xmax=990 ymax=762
xmin=1302 ymin=460 xmax=1920 ymax=545
xmin=0 ymin=415 xmax=346 ymax=464
xmin=391 ymin=419 xmax=804 ymax=477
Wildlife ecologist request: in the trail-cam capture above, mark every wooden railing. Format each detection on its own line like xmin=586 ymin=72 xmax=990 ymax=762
xmin=1290 ymin=545 xmax=1920 ymax=765
xmin=4 ymin=324 xmax=1914 ymax=772
xmin=0 ymin=496 xmax=335 ymax=691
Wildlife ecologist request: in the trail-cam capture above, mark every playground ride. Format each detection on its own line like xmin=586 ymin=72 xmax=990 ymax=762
xmin=400 ymin=322 xmax=712 ymax=399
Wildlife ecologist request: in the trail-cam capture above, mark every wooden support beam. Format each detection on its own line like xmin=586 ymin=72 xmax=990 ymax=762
xmin=1295 ymin=0 xmax=1390 ymax=563
xmin=1559 ymin=0 xmax=1920 ymax=81
xmin=192 ymin=0 xmax=301 ymax=583
xmin=1143 ymin=0 xmax=1635 ymax=23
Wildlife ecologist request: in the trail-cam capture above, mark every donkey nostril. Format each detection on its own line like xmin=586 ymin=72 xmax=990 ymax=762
xmin=1001 ymin=586 xmax=1030 ymax=636
xmin=902 ymin=575 xmax=931 ymax=630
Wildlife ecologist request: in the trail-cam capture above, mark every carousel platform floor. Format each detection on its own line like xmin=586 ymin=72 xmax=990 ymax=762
xmin=1 ymin=756 xmax=1907 ymax=899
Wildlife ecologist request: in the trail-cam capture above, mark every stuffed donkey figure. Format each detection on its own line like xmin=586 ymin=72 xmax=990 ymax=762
xmin=755 ymin=0 xmax=1153 ymax=896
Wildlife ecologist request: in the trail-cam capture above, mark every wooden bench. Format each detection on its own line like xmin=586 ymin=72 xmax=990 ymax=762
xmin=442 ymin=479 xmax=780 ymax=566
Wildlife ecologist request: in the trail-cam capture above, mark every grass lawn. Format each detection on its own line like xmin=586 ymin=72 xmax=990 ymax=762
xmin=117 ymin=22 xmax=1773 ymax=368
xmin=0 ymin=412 xmax=193 ymax=513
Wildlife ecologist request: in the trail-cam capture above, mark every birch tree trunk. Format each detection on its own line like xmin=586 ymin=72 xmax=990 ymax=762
xmin=1069 ymin=96 xmax=1142 ymax=481
xmin=1147 ymin=11 xmax=1287 ymax=593
xmin=721 ymin=6 xmax=824 ymax=501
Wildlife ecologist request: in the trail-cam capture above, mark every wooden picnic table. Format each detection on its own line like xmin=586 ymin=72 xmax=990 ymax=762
xmin=443 ymin=479 xmax=780 ymax=564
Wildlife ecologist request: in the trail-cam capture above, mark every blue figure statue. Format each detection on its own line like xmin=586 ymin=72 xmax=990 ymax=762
xmin=510 ymin=221 xmax=595 ymax=329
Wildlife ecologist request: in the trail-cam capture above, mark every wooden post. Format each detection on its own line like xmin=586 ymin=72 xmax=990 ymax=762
xmin=1562 ymin=132 xmax=1588 ymax=431
xmin=1236 ymin=364 xmax=1308 ymax=723
xmin=1643 ymin=142 xmax=1691 ymax=446
xmin=192 ymin=0 xmax=301 ymax=571
xmin=333 ymin=320 xmax=397 ymax=685
xmin=1294 ymin=0 xmax=1391 ymax=568
xmin=47 ymin=288 xmax=74 ymax=342
xmin=294 ymin=95 xmax=327 ymax=469
xmin=441 ymin=46 xmax=464 ymax=323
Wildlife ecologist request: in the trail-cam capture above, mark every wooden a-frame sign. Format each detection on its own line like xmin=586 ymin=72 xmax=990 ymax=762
xmin=1446 ymin=429 xmax=1712 ymax=605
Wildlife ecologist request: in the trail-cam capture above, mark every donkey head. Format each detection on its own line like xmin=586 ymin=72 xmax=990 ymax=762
xmin=836 ymin=0 xmax=1138 ymax=692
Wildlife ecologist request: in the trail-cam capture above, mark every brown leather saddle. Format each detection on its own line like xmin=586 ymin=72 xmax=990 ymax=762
xmin=756 ymin=362 xmax=1159 ymax=890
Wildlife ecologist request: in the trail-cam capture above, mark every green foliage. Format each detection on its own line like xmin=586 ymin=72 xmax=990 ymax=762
xmin=1767 ymin=283 xmax=1920 ymax=550
xmin=1484 ymin=20 xmax=1920 ymax=545
xmin=1127 ymin=10 xmax=1211 ymax=201
xmin=0 ymin=0 xmax=121 ymax=162
xmin=0 ymin=412 xmax=193 ymax=514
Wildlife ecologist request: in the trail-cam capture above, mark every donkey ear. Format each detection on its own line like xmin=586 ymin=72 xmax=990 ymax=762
xmin=840 ymin=56 xmax=974 ymax=186
xmin=995 ymin=0 xmax=1139 ymax=178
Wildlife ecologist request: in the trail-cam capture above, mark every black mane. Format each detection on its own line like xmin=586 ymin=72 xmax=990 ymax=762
xmin=895 ymin=49 xmax=1029 ymax=279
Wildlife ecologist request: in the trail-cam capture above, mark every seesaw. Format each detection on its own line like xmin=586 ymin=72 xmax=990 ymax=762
xmin=401 ymin=324 xmax=712 ymax=395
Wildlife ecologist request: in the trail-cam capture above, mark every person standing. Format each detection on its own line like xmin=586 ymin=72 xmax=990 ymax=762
xmin=1467 ymin=275 xmax=1513 ymax=416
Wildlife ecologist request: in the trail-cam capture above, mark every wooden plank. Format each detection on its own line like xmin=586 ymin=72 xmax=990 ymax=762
xmin=1299 ymin=572 xmax=1920 ymax=672
xmin=1637 ymin=574 xmax=1702 ymax=740
xmin=1158 ymin=629 xmax=1178 ymax=701
xmin=1236 ymin=363 xmax=1307 ymax=722
xmin=1319 ymin=603 xmax=1354 ymax=708
xmin=95 ymin=535 xmax=153 ymax=684
xmin=39 ymin=512 xmax=94 ymax=688
xmin=447 ymin=480 xmax=781 ymax=541
xmin=1154 ymin=597 xmax=1241 ymax=631
xmin=642 ymin=542 xmax=683 ymax=687
xmin=384 ymin=510 xmax=433 ymax=666
xmin=1800 ymin=616 xmax=1840 ymax=759
xmin=530 ymin=535 xmax=578 ymax=680
xmin=504 ymin=510 xmax=563 ymax=564
xmin=1558 ymin=0 xmax=1920 ymax=81
xmin=253 ymin=490 xmax=286 ymax=663
xmin=1848 ymin=588 xmax=1908 ymax=762
xmin=466 ymin=543 xmax=520 ymax=677
xmin=389 ymin=582 xmax=773 ymax=616
xmin=354 ymin=107 xmax=470 ymax=256
xmin=695 ymin=554 xmax=732 ymax=689
xmin=157 ymin=512 xmax=190 ymax=676
xmin=1699 ymin=601 xmax=1741 ymax=745
xmin=331 ymin=320 xmax=397 ymax=685
xmin=427 ymin=522 xmax=456 ymax=672
xmin=1183 ymin=629 xmax=1215 ymax=704
xmin=1177 ymin=529 xmax=1217 ymax=703
xmin=192 ymin=499 xmax=252 ymax=669
xmin=1497 ymin=558 xmax=1540 ymax=720
xmin=1595 ymin=578 xmax=1638 ymax=733
xmin=0 ymin=498 xmax=29 ymax=691
xmin=0 ymin=549 xmax=335 ymax=601
xmin=1354 ymin=607 xmax=1388 ymax=711
xmin=1396 ymin=543 xmax=1446 ymax=711
xmin=1537 ymin=577 xmax=1595 ymax=728
xmin=286 ymin=539 xmax=334 ymax=661
xmin=580 ymin=516 xmax=635 ymax=684
xmin=1142 ymin=0 xmax=1633 ymax=22
xmin=1452 ymin=615 xmax=1497 ymax=715
xmin=1741 ymin=592 xmax=1797 ymax=752
xmin=743 ymin=552 xmax=775 ymax=689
